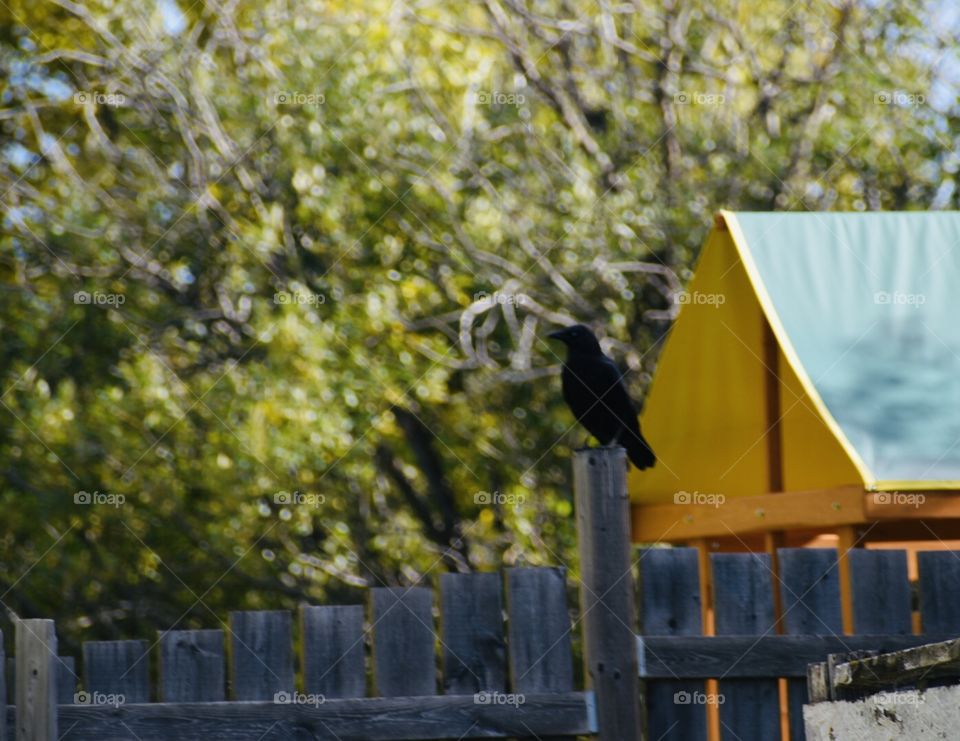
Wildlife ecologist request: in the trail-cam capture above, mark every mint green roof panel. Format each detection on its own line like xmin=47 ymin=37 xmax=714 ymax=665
xmin=735 ymin=212 xmax=960 ymax=484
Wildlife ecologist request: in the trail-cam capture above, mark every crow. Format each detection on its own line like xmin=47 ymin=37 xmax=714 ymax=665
xmin=548 ymin=324 xmax=656 ymax=470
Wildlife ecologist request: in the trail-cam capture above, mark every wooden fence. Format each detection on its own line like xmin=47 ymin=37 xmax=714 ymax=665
xmin=6 ymin=448 xmax=960 ymax=740
xmin=637 ymin=546 xmax=960 ymax=740
xmin=4 ymin=567 xmax=596 ymax=740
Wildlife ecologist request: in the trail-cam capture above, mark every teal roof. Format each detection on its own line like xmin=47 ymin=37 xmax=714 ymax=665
xmin=736 ymin=212 xmax=960 ymax=485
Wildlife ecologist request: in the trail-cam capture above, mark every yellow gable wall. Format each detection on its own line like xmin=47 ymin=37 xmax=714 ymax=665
xmin=630 ymin=226 xmax=864 ymax=504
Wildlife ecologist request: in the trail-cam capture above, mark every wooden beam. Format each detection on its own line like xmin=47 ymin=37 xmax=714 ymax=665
xmin=40 ymin=693 xmax=597 ymax=740
xmin=574 ymin=448 xmax=641 ymax=741
xmin=865 ymin=491 xmax=960 ymax=520
xmin=762 ymin=318 xmax=784 ymax=494
xmin=631 ymin=486 xmax=866 ymax=542
xmin=637 ymin=635 xmax=960 ymax=680
xmin=836 ymin=526 xmax=857 ymax=635
xmin=16 ymin=620 xmax=58 ymax=741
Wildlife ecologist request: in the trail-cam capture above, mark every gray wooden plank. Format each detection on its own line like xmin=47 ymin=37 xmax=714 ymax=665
xmin=439 ymin=573 xmax=506 ymax=694
xmin=639 ymin=547 xmax=706 ymax=741
xmin=370 ymin=587 xmax=436 ymax=697
xmin=505 ymin=567 xmax=574 ymax=694
xmin=712 ymin=553 xmax=779 ymax=741
xmin=300 ymin=605 xmax=366 ymax=698
xmin=918 ymin=551 xmax=960 ymax=633
xmin=574 ymin=448 xmax=641 ymax=741
xmin=779 ymin=548 xmax=842 ymax=741
xmin=505 ymin=567 xmax=575 ymax=741
xmin=159 ymin=630 xmax=225 ymax=702
xmin=227 ymin=611 xmax=293 ymax=701
xmin=849 ymin=549 xmax=911 ymax=634
xmin=82 ymin=640 xmax=150 ymax=704
xmin=637 ymin=634 xmax=960 ymax=678
xmin=50 ymin=692 xmax=597 ymax=740
xmin=57 ymin=657 xmax=77 ymax=705
xmin=16 ymin=619 xmax=58 ymax=741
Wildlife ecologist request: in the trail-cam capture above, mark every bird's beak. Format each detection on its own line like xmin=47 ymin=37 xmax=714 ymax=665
xmin=547 ymin=328 xmax=567 ymax=341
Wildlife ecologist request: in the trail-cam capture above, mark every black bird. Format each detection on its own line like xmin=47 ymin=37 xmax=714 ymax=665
xmin=548 ymin=324 xmax=656 ymax=470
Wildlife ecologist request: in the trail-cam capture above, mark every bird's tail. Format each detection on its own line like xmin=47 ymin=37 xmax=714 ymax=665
xmin=626 ymin=434 xmax=656 ymax=470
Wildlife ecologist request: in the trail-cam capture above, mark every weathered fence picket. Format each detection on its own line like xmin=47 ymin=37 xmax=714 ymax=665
xmin=712 ymin=553 xmax=779 ymax=741
xmin=300 ymin=605 xmax=365 ymax=698
xmin=439 ymin=572 xmax=506 ymax=695
xmin=159 ymin=629 xmax=225 ymax=702
xmin=640 ymin=547 xmax=706 ymax=741
xmin=370 ymin=587 xmax=435 ymax=697
xmin=778 ymin=548 xmax=843 ymax=741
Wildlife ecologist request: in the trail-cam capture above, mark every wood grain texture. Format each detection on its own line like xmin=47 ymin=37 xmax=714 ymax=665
xmin=49 ymin=692 xmax=597 ymax=740
xmin=159 ymin=630 xmax=225 ymax=702
xmin=778 ymin=548 xmax=842 ymax=741
xmin=574 ymin=448 xmax=640 ymax=741
xmin=5 ymin=656 xmax=75 ymax=707
xmin=370 ymin=588 xmax=436 ymax=698
xmin=56 ymin=657 xmax=77 ymax=705
xmin=439 ymin=573 xmax=506 ymax=695
xmin=505 ymin=567 xmax=573 ymax=694
xmin=83 ymin=640 xmax=151 ymax=704
xmin=227 ymin=611 xmax=294 ymax=701
xmin=848 ymin=549 xmax=911 ymax=634
xmin=637 ymin=634 xmax=960 ymax=679
xmin=16 ymin=619 xmax=57 ymax=741
xmin=639 ymin=548 xmax=706 ymax=741
xmin=918 ymin=551 xmax=960 ymax=634
xmin=711 ymin=553 xmax=779 ymax=741
xmin=301 ymin=605 xmax=367 ymax=699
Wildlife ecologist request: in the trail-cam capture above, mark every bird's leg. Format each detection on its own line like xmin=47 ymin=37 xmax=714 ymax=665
xmin=608 ymin=428 xmax=623 ymax=448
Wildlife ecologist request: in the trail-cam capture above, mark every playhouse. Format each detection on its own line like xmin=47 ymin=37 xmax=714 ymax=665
xmin=630 ymin=210 xmax=960 ymax=632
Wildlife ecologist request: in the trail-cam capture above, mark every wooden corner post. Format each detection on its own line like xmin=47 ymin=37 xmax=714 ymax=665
xmin=15 ymin=618 xmax=58 ymax=741
xmin=574 ymin=447 xmax=641 ymax=741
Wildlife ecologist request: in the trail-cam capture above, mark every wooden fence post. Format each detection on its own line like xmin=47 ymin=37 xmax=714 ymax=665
xmin=574 ymin=447 xmax=641 ymax=741
xmin=15 ymin=619 xmax=57 ymax=741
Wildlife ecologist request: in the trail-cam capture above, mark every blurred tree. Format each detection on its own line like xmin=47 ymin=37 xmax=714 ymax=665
xmin=0 ymin=0 xmax=957 ymax=650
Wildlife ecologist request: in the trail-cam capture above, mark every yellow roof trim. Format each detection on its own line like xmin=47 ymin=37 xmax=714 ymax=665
xmin=719 ymin=210 xmax=877 ymax=489
xmin=873 ymin=480 xmax=960 ymax=492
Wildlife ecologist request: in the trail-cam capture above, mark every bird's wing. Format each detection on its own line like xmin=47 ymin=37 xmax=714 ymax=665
xmin=596 ymin=356 xmax=640 ymax=432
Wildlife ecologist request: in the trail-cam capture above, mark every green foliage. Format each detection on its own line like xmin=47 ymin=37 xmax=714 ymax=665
xmin=0 ymin=0 xmax=956 ymax=651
